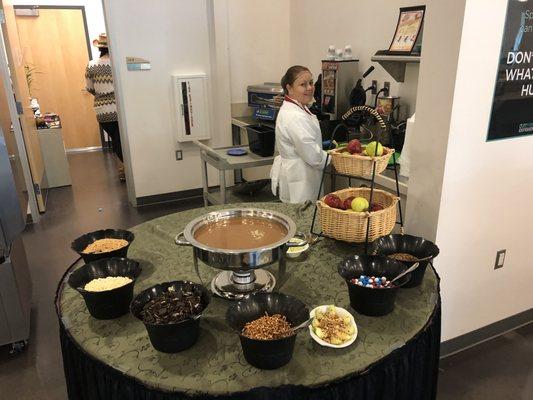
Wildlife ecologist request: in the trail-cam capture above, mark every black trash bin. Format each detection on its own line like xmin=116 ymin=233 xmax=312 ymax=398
xmin=246 ymin=124 xmax=275 ymax=157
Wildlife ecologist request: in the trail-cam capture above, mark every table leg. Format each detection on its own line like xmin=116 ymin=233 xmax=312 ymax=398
xmin=201 ymin=158 xmax=209 ymax=207
xmin=232 ymin=124 xmax=243 ymax=183
xmin=278 ymin=255 xmax=286 ymax=287
xmin=219 ymin=169 xmax=227 ymax=204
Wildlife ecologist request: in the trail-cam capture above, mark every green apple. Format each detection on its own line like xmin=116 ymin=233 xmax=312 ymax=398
xmin=351 ymin=197 xmax=369 ymax=212
xmin=365 ymin=141 xmax=383 ymax=156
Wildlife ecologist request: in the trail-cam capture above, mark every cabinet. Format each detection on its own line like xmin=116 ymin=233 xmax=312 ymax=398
xmin=38 ymin=128 xmax=72 ymax=188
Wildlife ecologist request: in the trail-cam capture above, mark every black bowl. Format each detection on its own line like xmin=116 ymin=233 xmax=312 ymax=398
xmin=130 ymin=281 xmax=211 ymax=353
xmin=68 ymin=257 xmax=141 ymax=319
xmin=371 ymin=234 xmax=440 ymax=288
xmin=71 ymin=229 xmax=135 ymax=263
xmin=226 ymin=292 xmax=309 ymax=370
xmin=337 ymin=255 xmax=411 ymax=316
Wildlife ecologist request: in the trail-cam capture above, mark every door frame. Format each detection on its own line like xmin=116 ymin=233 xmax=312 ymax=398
xmin=15 ymin=5 xmax=108 ymax=151
xmin=0 ymin=24 xmax=39 ymax=222
xmin=14 ymin=5 xmax=92 ymax=59
xmin=101 ymin=0 xmax=135 ymax=206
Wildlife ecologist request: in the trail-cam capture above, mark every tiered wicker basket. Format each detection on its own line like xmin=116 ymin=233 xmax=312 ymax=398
xmin=317 ymin=187 xmax=399 ymax=243
xmin=329 ymin=146 xmax=394 ymax=177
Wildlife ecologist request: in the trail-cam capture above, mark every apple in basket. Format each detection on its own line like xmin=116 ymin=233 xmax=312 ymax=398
xmin=351 ymin=197 xmax=369 ymax=212
xmin=347 ymin=139 xmax=362 ymax=154
xmin=342 ymin=196 xmax=355 ymax=210
xmin=370 ymin=203 xmax=384 ymax=212
xmin=324 ymin=194 xmax=342 ymax=209
xmin=364 ymin=141 xmax=384 ymax=157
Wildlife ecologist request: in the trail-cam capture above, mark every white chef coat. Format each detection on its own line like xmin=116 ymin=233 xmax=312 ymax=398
xmin=270 ymin=97 xmax=328 ymax=203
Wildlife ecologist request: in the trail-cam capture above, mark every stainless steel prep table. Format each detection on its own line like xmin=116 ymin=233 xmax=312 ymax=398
xmin=193 ymin=141 xmax=276 ymax=206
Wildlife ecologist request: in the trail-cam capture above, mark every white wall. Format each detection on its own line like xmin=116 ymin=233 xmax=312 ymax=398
xmin=227 ymin=0 xmax=290 ymax=104
xmin=436 ymin=0 xmax=533 ymax=341
xmin=226 ymin=0 xmax=422 ymax=116
xmin=103 ymin=0 xmax=232 ymax=200
xmin=289 ymin=0 xmax=423 ymax=118
xmin=407 ymin=0 xmax=533 ymax=341
xmin=102 ymin=0 xmax=428 ymax=199
xmin=11 ymin=0 xmax=106 ymax=60
xmin=404 ymin=0 xmax=466 ymax=242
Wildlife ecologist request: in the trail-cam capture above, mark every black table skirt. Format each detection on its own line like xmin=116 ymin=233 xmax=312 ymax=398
xmin=59 ymin=303 xmax=441 ymax=400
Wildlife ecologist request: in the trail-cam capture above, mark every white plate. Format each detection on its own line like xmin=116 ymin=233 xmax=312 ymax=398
xmin=285 ymin=239 xmax=310 ymax=258
xmin=308 ymin=305 xmax=358 ymax=348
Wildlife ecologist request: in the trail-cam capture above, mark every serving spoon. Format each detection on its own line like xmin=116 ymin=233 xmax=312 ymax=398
xmin=291 ymin=317 xmax=313 ymax=333
xmin=387 ymin=262 xmax=420 ymax=286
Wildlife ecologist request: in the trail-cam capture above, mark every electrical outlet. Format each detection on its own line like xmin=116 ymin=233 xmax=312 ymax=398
xmin=175 ymin=150 xmax=183 ymax=160
xmin=494 ymin=249 xmax=506 ymax=269
xmin=371 ymin=80 xmax=378 ymax=94
xmin=383 ymin=81 xmax=390 ymax=97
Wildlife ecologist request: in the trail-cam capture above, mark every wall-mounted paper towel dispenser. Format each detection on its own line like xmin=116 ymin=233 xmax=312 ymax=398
xmin=172 ymin=73 xmax=211 ymax=142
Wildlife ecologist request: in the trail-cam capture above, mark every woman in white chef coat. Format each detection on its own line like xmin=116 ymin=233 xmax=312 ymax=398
xmin=270 ymin=65 xmax=328 ymax=203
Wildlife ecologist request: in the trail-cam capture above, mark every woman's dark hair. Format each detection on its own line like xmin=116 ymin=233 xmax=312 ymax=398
xmin=281 ymin=65 xmax=310 ymax=94
xmin=99 ymin=47 xmax=109 ymax=57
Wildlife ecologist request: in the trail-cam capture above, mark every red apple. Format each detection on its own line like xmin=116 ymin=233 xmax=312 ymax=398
xmin=324 ymin=194 xmax=342 ymax=209
xmin=347 ymin=139 xmax=362 ymax=154
xmin=342 ymin=196 xmax=356 ymax=210
xmin=370 ymin=203 xmax=384 ymax=212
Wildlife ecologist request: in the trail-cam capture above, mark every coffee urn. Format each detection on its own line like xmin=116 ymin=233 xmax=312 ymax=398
xmin=321 ymin=59 xmax=359 ymax=120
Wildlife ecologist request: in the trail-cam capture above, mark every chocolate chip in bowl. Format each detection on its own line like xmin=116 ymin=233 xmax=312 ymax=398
xmin=139 ymin=286 xmax=205 ymax=325
xmin=130 ymin=281 xmax=210 ymax=353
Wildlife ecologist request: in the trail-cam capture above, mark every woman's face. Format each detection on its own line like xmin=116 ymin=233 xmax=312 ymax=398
xmin=287 ymin=71 xmax=314 ymax=105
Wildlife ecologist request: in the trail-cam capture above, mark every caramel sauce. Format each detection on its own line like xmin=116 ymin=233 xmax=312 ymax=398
xmin=194 ymin=217 xmax=288 ymax=250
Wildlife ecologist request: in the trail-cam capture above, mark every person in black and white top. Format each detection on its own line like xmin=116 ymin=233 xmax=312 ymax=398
xmin=85 ymin=33 xmax=125 ymax=181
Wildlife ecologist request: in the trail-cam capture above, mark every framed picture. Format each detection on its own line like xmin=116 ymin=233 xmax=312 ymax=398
xmin=388 ymin=6 xmax=426 ymax=54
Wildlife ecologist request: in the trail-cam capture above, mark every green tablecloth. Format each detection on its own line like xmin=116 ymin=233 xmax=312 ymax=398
xmin=57 ymin=202 xmax=439 ymax=396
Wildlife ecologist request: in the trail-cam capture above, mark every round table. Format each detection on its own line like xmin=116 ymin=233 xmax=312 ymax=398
xmin=56 ymin=202 xmax=441 ymax=400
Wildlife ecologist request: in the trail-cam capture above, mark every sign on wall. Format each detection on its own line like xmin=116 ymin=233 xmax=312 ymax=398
xmin=487 ymin=0 xmax=533 ymax=141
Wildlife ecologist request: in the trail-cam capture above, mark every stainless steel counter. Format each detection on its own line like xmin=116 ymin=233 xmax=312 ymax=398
xmin=193 ymin=141 xmax=276 ymax=206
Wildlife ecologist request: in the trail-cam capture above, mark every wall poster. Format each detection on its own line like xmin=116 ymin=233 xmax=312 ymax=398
xmin=388 ymin=6 xmax=425 ymax=54
xmin=487 ymin=0 xmax=533 ymax=141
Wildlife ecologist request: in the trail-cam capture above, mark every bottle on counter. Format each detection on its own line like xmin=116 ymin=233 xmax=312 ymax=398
xmin=326 ymin=45 xmax=336 ymax=60
xmin=343 ymin=45 xmax=355 ymax=60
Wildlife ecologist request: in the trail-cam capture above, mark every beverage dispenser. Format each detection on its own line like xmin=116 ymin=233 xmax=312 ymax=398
xmin=321 ymin=59 xmax=359 ymax=120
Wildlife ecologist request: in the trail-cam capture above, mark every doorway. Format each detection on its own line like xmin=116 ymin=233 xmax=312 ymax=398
xmin=14 ymin=6 xmax=101 ymax=150
xmin=1 ymin=0 xmax=128 ymax=221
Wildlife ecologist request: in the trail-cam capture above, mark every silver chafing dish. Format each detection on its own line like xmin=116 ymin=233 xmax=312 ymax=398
xmin=175 ymin=208 xmax=296 ymax=300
